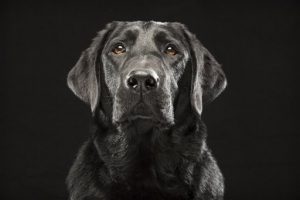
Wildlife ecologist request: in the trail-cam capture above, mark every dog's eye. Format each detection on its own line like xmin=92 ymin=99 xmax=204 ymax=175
xmin=164 ymin=44 xmax=177 ymax=56
xmin=112 ymin=44 xmax=126 ymax=55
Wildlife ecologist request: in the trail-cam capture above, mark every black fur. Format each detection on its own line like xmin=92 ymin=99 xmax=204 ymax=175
xmin=66 ymin=21 xmax=226 ymax=200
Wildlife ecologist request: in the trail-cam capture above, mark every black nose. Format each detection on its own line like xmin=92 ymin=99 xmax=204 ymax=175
xmin=126 ymin=70 xmax=159 ymax=92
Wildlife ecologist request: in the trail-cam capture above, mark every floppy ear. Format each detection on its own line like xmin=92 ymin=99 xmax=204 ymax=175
xmin=183 ymin=28 xmax=227 ymax=118
xmin=67 ymin=22 xmax=116 ymax=113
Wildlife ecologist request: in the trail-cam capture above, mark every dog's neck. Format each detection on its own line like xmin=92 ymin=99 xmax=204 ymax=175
xmin=92 ymin=112 xmax=206 ymax=184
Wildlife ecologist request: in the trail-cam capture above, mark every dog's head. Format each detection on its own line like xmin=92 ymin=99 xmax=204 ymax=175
xmin=67 ymin=21 xmax=227 ymax=127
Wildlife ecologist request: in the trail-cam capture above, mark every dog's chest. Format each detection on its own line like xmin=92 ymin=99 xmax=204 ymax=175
xmin=103 ymin=135 xmax=191 ymax=200
xmin=107 ymin=175 xmax=190 ymax=200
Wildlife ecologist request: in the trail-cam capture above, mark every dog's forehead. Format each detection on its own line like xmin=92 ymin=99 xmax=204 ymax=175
xmin=120 ymin=21 xmax=170 ymax=32
xmin=109 ymin=21 xmax=182 ymax=44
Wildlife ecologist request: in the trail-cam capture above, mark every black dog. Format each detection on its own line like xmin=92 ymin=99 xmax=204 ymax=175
xmin=66 ymin=21 xmax=227 ymax=200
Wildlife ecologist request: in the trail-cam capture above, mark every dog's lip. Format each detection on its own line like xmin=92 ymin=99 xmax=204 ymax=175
xmin=113 ymin=114 xmax=156 ymax=125
xmin=113 ymin=102 xmax=163 ymax=124
xmin=128 ymin=114 xmax=154 ymax=120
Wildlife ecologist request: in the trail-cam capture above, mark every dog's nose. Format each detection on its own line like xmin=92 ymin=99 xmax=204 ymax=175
xmin=126 ymin=70 xmax=159 ymax=92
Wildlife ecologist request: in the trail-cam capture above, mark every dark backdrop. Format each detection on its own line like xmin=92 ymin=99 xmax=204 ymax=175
xmin=1 ymin=1 xmax=299 ymax=200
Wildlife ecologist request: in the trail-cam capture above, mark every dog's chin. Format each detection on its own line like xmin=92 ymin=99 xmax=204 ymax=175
xmin=113 ymin=102 xmax=174 ymax=128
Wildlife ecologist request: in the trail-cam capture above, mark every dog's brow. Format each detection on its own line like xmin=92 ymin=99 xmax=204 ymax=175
xmin=111 ymin=29 xmax=139 ymax=46
xmin=153 ymin=30 xmax=179 ymax=45
xmin=155 ymin=31 xmax=169 ymax=43
xmin=124 ymin=29 xmax=139 ymax=43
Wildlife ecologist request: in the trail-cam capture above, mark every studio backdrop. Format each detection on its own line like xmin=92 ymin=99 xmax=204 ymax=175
xmin=1 ymin=1 xmax=298 ymax=200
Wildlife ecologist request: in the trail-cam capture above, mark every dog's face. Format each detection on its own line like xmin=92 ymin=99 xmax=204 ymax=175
xmin=67 ymin=21 xmax=227 ymax=127
xmin=101 ymin=22 xmax=190 ymax=125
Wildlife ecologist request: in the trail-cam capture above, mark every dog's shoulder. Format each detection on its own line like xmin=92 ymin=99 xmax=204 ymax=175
xmin=66 ymin=139 xmax=105 ymax=200
xmin=194 ymin=146 xmax=224 ymax=200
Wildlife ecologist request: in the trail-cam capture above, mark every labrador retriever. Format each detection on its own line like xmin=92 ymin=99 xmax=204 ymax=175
xmin=66 ymin=21 xmax=227 ymax=200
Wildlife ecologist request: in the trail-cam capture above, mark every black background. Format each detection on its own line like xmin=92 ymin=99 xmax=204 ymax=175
xmin=1 ymin=1 xmax=299 ymax=200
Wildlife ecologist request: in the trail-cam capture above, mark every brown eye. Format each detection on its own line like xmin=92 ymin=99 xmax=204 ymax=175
xmin=164 ymin=44 xmax=177 ymax=56
xmin=112 ymin=44 xmax=126 ymax=55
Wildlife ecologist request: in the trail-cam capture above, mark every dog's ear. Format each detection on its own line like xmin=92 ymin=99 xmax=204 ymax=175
xmin=182 ymin=26 xmax=227 ymax=118
xmin=67 ymin=22 xmax=116 ymax=113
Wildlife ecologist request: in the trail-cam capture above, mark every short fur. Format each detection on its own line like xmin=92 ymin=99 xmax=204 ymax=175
xmin=66 ymin=21 xmax=227 ymax=200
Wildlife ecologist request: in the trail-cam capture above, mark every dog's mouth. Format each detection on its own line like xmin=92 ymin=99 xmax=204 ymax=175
xmin=114 ymin=102 xmax=160 ymax=124
xmin=113 ymin=97 xmax=175 ymax=127
xmin=128 ymin=102 xmax=155 ymax=121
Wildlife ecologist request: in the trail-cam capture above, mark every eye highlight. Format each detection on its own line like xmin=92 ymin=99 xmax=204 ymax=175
xmin=112 ymin=43 xmax=126 ymax=55
xmin=164 ymin=44 xmax=178 ymax=56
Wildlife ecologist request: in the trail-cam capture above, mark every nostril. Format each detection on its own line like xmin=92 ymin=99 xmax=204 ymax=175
xmin=127 ymin=77 xmax=138 ymax=89
xmin=145 ymin=77 xmax=157 ymax=90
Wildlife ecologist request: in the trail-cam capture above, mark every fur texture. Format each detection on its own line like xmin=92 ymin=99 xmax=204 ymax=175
xmin=66 ymin=21 xmax=227 ymax=200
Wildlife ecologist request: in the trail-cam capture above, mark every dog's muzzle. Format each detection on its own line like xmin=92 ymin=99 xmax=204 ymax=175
xmin=115 ymin=55 xmax=169 ymax=122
